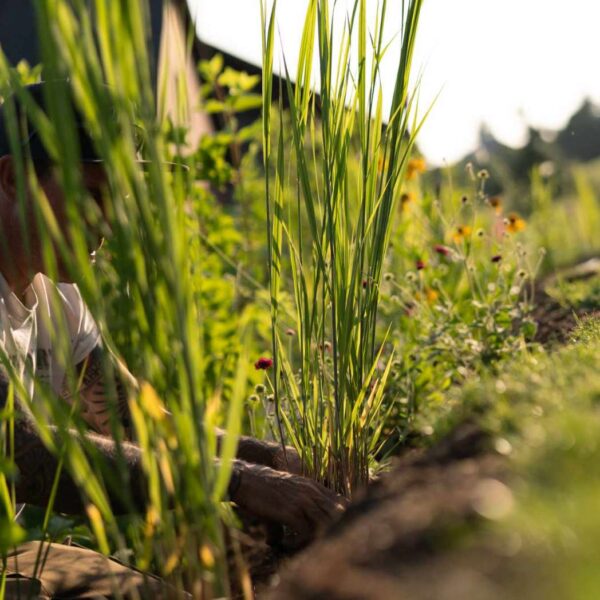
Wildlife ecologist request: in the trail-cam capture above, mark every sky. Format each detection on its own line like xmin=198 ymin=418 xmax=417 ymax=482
xmin=189 ymin=0 xmax=600 ymax=166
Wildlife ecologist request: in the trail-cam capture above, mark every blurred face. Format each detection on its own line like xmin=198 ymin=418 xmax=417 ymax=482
xmin=0 ymin=157 xmax=110 ymax=290
xmin=36 ymin=163 xmax=110 ymax=281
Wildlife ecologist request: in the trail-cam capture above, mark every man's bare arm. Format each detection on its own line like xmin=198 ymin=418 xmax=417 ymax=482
xmin=76 ymin=345 xmax=304 ymax=473
xmin=12 ymin=417 xmax=145 ymax=514
xmin=216 ymin=427 xmax=303 ymax=475
xmin=3 ymin=376 xmax=342 ymax=535
xmin=0 ymin=370 xmax=142 ymax=514
xmin=11 ymin=418 xmax=342 ymax=536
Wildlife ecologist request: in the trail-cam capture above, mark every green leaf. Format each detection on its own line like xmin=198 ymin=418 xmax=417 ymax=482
xmin=521 ymin=320 xmax=538 ymax=339
xmin=0 ymin=518 xmax=26 ymax=553
xmin=236 ymin=121 xmax=262 ymax=142
xmin=227 ymin=94 xmax=263 ymax=112
xmin=203 ymin=99 xmax=227 ymax=114
xmin=198 ymin=54 xmax=224 ymax=82
xmin=218 ymin=67 xmax=259 ymax=92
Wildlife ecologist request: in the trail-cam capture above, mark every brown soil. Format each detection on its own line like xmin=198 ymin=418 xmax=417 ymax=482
xmin=259 ymin=422 xmax=534 ymax=600
xmin=227 ymin=508 xmax=295 ymax=595
xmin=533 ymin=258 xmax=600 ymax=345
xmin=532 ymin=287 xmax=600 ymax=345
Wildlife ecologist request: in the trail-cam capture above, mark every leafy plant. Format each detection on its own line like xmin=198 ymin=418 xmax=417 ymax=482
xmin=376 ymin=162 xmax=540 ymax=446
xmin=422 ymin=316 xmax=600 ymax=599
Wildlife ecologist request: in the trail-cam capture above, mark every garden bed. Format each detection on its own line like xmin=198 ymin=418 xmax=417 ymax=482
xmin=248 ymin=266 xmax=600 ymax=599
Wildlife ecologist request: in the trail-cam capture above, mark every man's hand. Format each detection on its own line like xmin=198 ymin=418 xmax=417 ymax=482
xmin=270 ymin=444 xmax=303 ymax=475
xmin=229 ymin=460 xmax=346 ymax=545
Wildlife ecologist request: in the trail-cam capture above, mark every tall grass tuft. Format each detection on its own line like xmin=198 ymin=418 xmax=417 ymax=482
xmin=261 ymin=0 xmax=425 ymax=495
xmin=0 ymin=1 xmax=249 ymax=596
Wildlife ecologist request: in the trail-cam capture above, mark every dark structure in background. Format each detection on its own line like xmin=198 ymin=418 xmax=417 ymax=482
xmin=0 ymin=0 xmax=163 ymax=75
xmin=0 ymin=0 xmax=281 ymax=153
xmin=0 ymin=2 xmax=41 ymax=67
xmin=0 ymin=0 xmax=214 ymax=148
xmin=0 ymin=1 xmax=163 ymax=87
xmin=0 ymin=2 xmax=211 ymax=147
xmin=168 ymin=0 xmax=291 ymax=136
xmin=0 ymin=0 xmax=294 ymax=209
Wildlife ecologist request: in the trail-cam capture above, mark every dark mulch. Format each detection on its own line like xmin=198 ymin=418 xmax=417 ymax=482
xmin=532 ymin=288 xmax=583 ymax=344
xmin=532 ymin=287 xmax=600 ymax=345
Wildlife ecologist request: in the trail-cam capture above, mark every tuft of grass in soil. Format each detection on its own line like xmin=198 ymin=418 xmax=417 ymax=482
xmin=545 ymin=271 xmax=600 ymax=313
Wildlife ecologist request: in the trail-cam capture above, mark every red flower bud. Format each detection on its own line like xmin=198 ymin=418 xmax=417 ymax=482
xmin=254 ymin=357 xmax=273 ymax=370
xmin=416 ymin=259 xmax=426 ymax=270
xmin=491 ymin=255 xmax=502 ymax=263
xmin=434 ymin=244 xmax=451 ymax=257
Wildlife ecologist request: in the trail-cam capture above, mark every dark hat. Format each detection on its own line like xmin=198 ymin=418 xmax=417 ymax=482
xmin=0 ymin=80 xmax=104 ymax=166
xmin=0 ymin=80 xmax=184 ymax=171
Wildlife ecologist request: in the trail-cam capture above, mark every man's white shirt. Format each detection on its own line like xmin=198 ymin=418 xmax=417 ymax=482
xmin=0 ymin=272 xmax=100 ymax=405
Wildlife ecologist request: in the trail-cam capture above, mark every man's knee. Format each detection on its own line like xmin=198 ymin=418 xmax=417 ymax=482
xmin=2 ymin=540 xmax=188 ymax=599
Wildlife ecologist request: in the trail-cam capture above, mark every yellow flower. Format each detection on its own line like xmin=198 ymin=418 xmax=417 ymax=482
xmin=199 ymin=544 xmax=215 ymax=569
xmin=406 ymin=157 xmax=427 ymax=180
xmin=452 ymin=225 xmax=472 ymax=243
xmin=506 ymin=213 xmax=526 ymax=233
xmin=400 ymin=192 xmax=416 ymax=212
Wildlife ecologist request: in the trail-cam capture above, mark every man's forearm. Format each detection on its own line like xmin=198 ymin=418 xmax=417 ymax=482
xmin=12 ymin=421 xmax=244 ymax=516
xmin=12 ymin=419 xmax=147 ymax=515
xmin=215 ymin=427 xmax=277 ymax=467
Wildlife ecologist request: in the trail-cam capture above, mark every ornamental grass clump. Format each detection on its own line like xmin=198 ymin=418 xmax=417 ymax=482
xmin=261 ymin=0 xmax=426 ymax=496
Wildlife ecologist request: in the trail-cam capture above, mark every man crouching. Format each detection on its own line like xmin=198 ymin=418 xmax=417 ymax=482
xmin=0 ymin=81 xmax=344 ymax=599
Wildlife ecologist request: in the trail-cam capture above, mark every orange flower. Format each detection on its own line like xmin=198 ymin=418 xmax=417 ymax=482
xmin=425 ymin=288 xmax=439 ymax=303
xmin=406 ymin=157 xmax=426 ymax=180
xmin=506 ymin=213 xmax=526 ymax=233
xmin=416 ymin=288 xmax=439 ymax=304
xmin=452 ymin=225 xmax=472 ymax=243
xmin=489 ymin=196 xmax=502 ymax=214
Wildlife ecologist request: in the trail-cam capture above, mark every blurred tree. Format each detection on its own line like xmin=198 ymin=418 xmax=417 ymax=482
xmin=556 ymin=99 xmax=600 ymax=162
